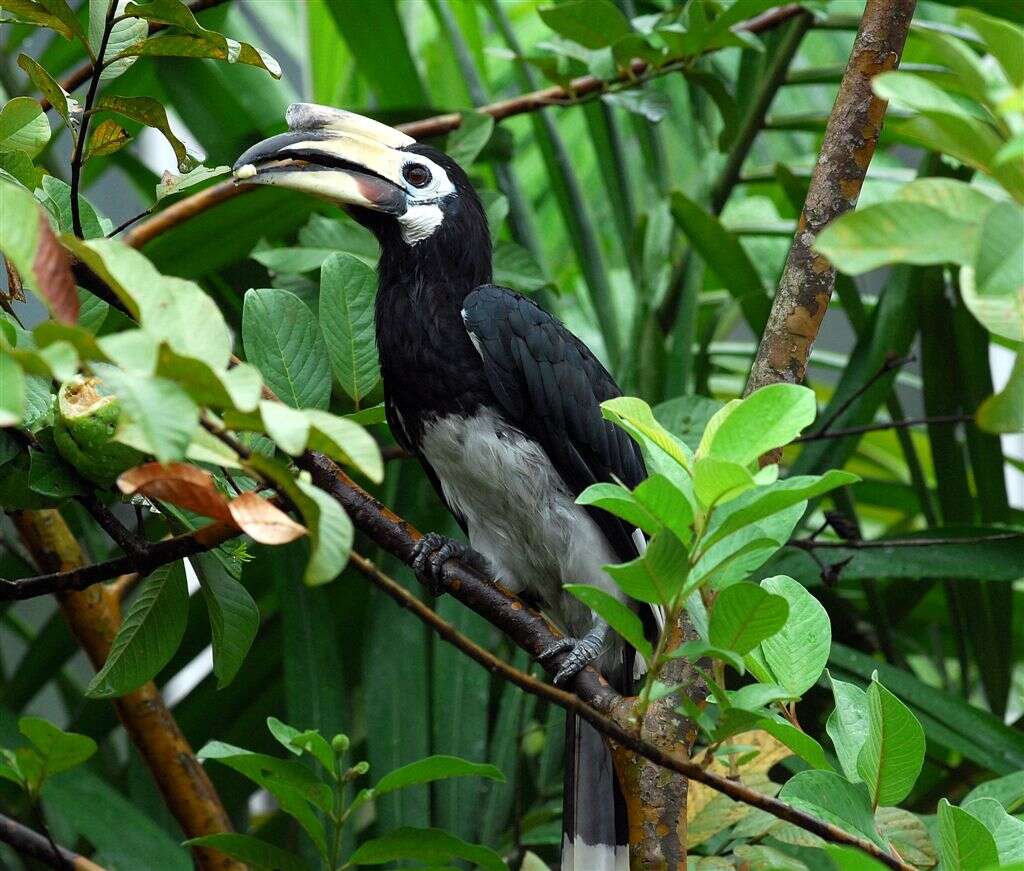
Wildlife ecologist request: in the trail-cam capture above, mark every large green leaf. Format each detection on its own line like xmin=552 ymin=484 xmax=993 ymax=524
xmin=0 ymin=96 xmax=50 ymax=156
xmin=959 ymin=8 xmax=1024 ymax=86
xmin=825 ymin=671 xmax=869 ymax=783
xmin=856 ymin=679 xmax=926 ymax=808
xmin=778 ymin=771 xmax=884 ymax=847
xmin=374 ymin=755 xmax=505 ymax=796
xmin=747 ymin=575 xmax=830 ymax=697
xmin=708 ymin=583 xmax=788 ymax=655
xmin=319 ymin=253 xmax=380 ymax=404
xmin=348 ymin=826 xmax=506 ymax=871
xmin=814 ymin=202 xmax=978 ymax=274
xmin=86 ymin=562 xmax=189 ymax=698
xmin=192 ymin=550 xmax=258 ymax=689
xmin=938 ymin=799 xmax=999 ymax=871
xmin=604 ymin=529 xmax=688 ymax=605
xmin=19 ymin=716 xmax=96 ymax=779
xmin=95 ymin=94 xmax=194 ymax=172
xmin=963 ymin=797 xmax=1024 ymax=864
xmin=701 ymin=384 xmax=816 ymax=466
xmin=183 ymin=834 xmax=306 ymax=871
xmin=242 ymin=288 xmax=332 ymax=409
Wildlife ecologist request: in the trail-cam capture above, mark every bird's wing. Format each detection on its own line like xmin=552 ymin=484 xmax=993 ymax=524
xmin=462 ymin=284 xmax=646 ymax=562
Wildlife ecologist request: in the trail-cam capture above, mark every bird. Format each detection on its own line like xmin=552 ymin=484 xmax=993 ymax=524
xmin=235 ymin=104 xmax=656 ymax=870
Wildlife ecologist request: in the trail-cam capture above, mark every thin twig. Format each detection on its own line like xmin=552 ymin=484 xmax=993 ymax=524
xmin=789 ymin=531 xmax=1023 ymax=550
xmin=107 ymin=207 xmax=153 ymax=237
xmin=0 ymin=810 xmax=105 ymax=871
xmin=0 ymin=522 xmax=240 ymax=600
xmin=795 ymin=413 xmax=972 ymax=442
xmin=69 ymin=2 xmax=116 ymax=239
xmin=810 ymin=354 xmax=915 ymax=438
xmin=122 ymin=3 xmax=805 ymax=250
xmin=350 ymin=552 xmax=912 ymax=871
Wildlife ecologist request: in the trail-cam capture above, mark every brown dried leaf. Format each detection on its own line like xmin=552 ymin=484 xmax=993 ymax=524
xmin=3 ymin=256 xmax=26 ymax=303
xmin=227 ymin=491 xmax=307 ymax=545
xmin=32 ymin=213 xmax=78 ymax=324
xmin=117 ymin=462 xmax=233 ymax=523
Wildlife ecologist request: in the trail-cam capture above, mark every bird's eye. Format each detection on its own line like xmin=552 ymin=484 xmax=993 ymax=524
xmin=403 ymin=163 xmax=432 ymax=188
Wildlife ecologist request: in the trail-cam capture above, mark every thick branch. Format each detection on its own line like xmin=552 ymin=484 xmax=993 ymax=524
xmin=0 ymin=811 xmax=106 ymax=871
xmin=350 ymin=552 xmax=912 ymax=871
xmin=122 ymin=3 xmax=804 ymax=250
xmin=745 ymin=0 xmax=916 ymax=410
xmin=12 ymin=510 xmax=243 ymax=871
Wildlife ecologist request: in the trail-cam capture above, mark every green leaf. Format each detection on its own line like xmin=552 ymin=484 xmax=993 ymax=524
xmin=668 ymin=639 xmax=746 ymax=673
xmin=604 ymin=529 xmax=688 ymax=605
xmin=0 ymin=353 xmax=26 ymax=427
xmin=938 ymin=799 xmax=999 ymax=871
xmin=778 ymin=771 xmax=884 ymax=847
xmin=319 ymin=253 xmax=379 ymax=404
xmin=183 ymin=834 xmax=306 ymax=871
xmin=693 ymin=456 xmax=755 ymax=507
xmin=0 ymin=97 xmax=50 ymax=157
xmin=964 ymin=771 xmax=1024 ymax=813
xmin=155 ymin=164 xmax=231 ymax=201
xmin=709 ymin=583 xmax=788 ymax=655
xmin=962 ymin=797 xmax=1024 ymax=864
xmin=565 ymin=584 xmax=653 ymax=660
xmin=84 ymin=119 xmax=131 ymax=160
xmin=895 ymin=177 xmax=995 ymax=225
xmin=702 ymin=384 xmax=816 ymax=466
xmin=749 ymin=575 xmax=830 ymax=697
xmin=91 ymin=0 xmax=148 ymax=82
xmin=34 ymin=0 xmax=86 ymax=45
xmin=38 ymin=176 xmax=107 ymax=238
xmin=374 ymin=755 xmax=505 ymax=796
xmin=121 ymin=0 xmax=282 ymax=77
xmin=826 ymin=671 xmax=869 ymax=783
xmin=974 ymin=201 xmax=1023 ymax=300
xmin=959 ymin=8 xmax=1024 ymax=86
xmin=857 ymin=678 xmax=926 ymax=808
xmin=654 ymin=395 xmax=724 ymax=451
xmin=875 ymin=807 xmax=938 ymax=869
xmin=872 ymin=71 xmax=991 ymax=122
xmin=702 ymin=470 xmax=859 ymax=550
xmin=602 ymin=396 xmax=692 ymax=472
xmin=95 ymin=94 xmax=194 ymax=172
xmin=243 ymin=288 xmax=332 ymax=409
xmin=670 ymin=191 xmax=770 ymax=332
xmin=447 ymin=112 xmax=494 ymax=167
xmin=90 ymin=362 xmax=198 ymax=463
xmin=17 ymin=55 xmax=78 ymax=130
xmin=492 ymin=241 xmax=548 ymax=293
xmin=86 ymin=562 xmax=188 ymax=697
xmin=156 ymin=347 xmax=262 ymax=413
xmin=192 ymin=551 xmax=258 ymax=689
xmin=538 ymin=0 xmax=630 ymax=49
xmin=294 ymin=478 xmax=352 ymax=585
xmin=348 ymin=826 xmax=507 ymax=871
xmin=0 ymin=0 xmax=76 ymax=37
xmin=815 ymin=202 xmax=978 ymax=274
xmin=19 ymin=716 xmax=97 ymax=779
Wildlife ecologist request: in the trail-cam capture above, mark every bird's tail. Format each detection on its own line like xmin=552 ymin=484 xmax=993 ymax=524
xmin=561 ymin=711 xmax=629 ymax=871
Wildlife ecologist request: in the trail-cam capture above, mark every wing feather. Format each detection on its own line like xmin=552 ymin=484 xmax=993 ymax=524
xmin=462 ymin=285 xmax=646 ymax=561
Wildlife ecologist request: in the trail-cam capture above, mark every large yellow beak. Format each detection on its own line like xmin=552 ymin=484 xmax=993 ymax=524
xmin=232 ymin=104 xmax=414 ymax=215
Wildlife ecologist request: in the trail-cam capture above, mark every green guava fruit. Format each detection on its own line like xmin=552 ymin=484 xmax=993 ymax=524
xmin=53 ymin=376 xmax=145 ymax=486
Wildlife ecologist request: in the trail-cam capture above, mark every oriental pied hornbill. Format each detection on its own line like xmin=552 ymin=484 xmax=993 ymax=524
xmin=235 ymin=104 xmax=656 ymax=870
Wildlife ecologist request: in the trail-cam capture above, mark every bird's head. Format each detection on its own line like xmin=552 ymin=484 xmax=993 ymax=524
xmin=234 ymin=104 xmax=490 ymax=285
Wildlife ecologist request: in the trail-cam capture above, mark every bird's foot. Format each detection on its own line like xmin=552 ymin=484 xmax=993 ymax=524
xmin=538 ymin=624 xmax=610 ymax=685
xmin=411 ymin=533 xmax=488 ymax=596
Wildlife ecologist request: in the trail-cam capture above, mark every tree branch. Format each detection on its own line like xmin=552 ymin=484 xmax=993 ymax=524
xmin=122 ymin=3 xmax=805 ymax=250
xmin=0 ymin=810 xmax=107 ymax=871
xmin=790 ymin=531 xmax=1023 ymax=550
xmin=745 ymin=0 xmax=917 ymax=426
xmin=349 ymin=551 xmax=913 ymax=871
xmin=0 ymin=521 xmax=240 ymax=600
xmin=794 ymin=413 xmax=973 ymax=442
xmin=12 ymin=509 xmax=244 ymax=871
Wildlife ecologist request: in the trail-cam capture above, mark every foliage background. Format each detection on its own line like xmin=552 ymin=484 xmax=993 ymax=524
xmin=0 ymin=0 xmax=1022 ymax=868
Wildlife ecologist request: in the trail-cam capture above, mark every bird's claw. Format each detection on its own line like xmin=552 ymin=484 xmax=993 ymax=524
xmin=538 ymin=631 xmax=608 ymax=685
xmin=411 ymin=533 xmax=471 ymax=596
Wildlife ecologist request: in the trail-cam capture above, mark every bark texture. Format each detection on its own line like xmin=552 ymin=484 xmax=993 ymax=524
xmin=12 ymin=510 xmax=243 ymax=871
xmin=746 ymin=0 xmax=917 ymax=405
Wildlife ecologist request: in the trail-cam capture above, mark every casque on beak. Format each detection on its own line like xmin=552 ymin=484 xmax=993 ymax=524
xmin=232 ymin=104 xmax=415 ymax=215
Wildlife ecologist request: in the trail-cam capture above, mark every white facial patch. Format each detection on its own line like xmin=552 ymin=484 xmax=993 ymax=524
xmin=398 ymin=203 xmax=444 ymax=245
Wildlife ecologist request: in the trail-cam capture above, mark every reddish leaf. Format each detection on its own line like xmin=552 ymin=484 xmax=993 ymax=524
xmin=33 ymin=213 xmax=78 ymax=324
xmin=227 ymin=491 xmax=307 ymax=544
xmin=117 ymin=462 xmax=233 ymax=523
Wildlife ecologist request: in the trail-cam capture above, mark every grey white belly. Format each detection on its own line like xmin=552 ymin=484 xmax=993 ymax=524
xmin=419 ymin=409 xmax=625 ymax=637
